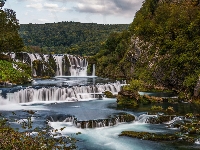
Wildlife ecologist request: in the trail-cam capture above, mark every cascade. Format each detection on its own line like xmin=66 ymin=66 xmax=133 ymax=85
xmin=43 ymin=54 xmax=49 ymax=62
xmin=6 ymin=52 xmax=89 ymax=77
xmin=53 ymin=55 xmax=64 ymax=76
xmin=27 ymin=53 xmax=37 ymax=76
xmin=136 ymin=114 xmax=157 ymax=123
xmin=47 ymin=113 xmax=134 ymax=129
xmin=6 ymin=82 xmax=121 ymax=103
xmin=92 ymin=64 xmax=95 ymax=76
xmin=67 ymin=55 xmax=88 ymax=76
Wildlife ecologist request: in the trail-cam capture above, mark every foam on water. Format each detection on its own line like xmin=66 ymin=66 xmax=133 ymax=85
xmin=49 ymin=120 xmax=168 ymax=150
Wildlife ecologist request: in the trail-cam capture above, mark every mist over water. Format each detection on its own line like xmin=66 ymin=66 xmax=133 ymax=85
xmin=0 ymin=97 xmax=177 ymax=150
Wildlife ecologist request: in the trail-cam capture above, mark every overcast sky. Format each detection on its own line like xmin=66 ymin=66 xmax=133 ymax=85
xmin=4 ymin=0 xmax=143 ymax=24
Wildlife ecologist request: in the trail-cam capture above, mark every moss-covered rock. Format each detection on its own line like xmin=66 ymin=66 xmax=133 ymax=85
xmin=104 ymin=91 xmax=116 ymax=98
xmin=117 ymin=90 xmax=139 ymax=108
xmin=119 ymin=131 xmax=178 ymax=141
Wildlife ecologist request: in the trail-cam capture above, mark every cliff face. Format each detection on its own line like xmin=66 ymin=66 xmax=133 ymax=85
xmin=127 ymin=0 xmax=200 ymax=98
xmin=94 ymin=0 xmax=200 ymax=98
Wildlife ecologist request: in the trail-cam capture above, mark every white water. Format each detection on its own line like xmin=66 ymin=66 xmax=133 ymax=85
xmin=67 ymin=55 xmax=88 ymax=76
xmin=53 ymin=55 xmax=64 ymax=76
xmin=49 ymin=118 xmax=168 ymax=150
xmin=92 ymin=64 xmax=95 ymax=76
xmin=6 ymin=52 xmax=89 ymax=77
xmin=4 ymin=82 xmax=121 ymax=103
xmin=27 ymin=53 xmax=37 ymax=76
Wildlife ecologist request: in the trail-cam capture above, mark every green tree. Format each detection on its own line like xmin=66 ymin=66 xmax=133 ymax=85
xmin=0 ymin=1 xmax=24 ymax=53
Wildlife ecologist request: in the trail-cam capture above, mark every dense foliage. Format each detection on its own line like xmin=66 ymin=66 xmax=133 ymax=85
xmin=19 ymin=22 xmax=129 ymax=56
xmin=0 ymin=2 xmax=31 ymax=84
xmin=0 ymin=1 xmax=24 ymax=53
xmin=93 ymin=30 xmax=133 ymax=79
xmin=130 ymin=0 xmax=200 ymax=98
xmin=0 ymin=60 xmax=31 ymax=84
xmin=94 ymin=0 xmax=200 ymax=99
xmin=0 ymin=112 xmax=77 ymax=149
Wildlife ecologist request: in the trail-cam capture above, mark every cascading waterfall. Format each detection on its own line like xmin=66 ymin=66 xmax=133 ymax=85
xmin=7 ymin=82 xmax=121 ymax=103
xmin=8 ymin=52 xmax=89 ymax=77
xmin=27 ymin=53 xmax=38 ymax=76
xmin=67 ymin=55 xmax=88 ymax=76
xmin=92 ymin=64 xmax=95 ymax=76
xmin=47 ymin=113 xmax=134 ymax=129
xmin=136 ymin=114 xmax=157 ymax=123
xmin=53 ymin=55 xmax=64 ymax=76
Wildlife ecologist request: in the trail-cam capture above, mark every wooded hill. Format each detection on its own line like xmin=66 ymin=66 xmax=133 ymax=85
xmin=93 ymin=0 xmax=200 ymax=99
xmin=19 ymin=22 xmax=129 ymax=56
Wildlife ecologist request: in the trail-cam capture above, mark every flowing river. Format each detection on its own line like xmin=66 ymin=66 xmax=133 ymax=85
xmin=0 ymin=78 xmax=199 ymax=149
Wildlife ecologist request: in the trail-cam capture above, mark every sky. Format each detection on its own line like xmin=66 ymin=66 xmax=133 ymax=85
xmin=4 ymin=0 xmax=143 ymax=25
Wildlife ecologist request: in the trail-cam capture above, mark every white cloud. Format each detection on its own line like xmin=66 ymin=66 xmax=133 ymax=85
xmin=26 ymin=2 xmax=68 ymax=12
xmin=38 ymin=18 xmax=49 ymax=22
xmin=44 ymin=3 xmax=59 ymax=9
xmin=73 ymin=0 xmax=141 ymax=17
xmin=26 ymin=3 xmax=43 ymax=10
xmin=25 ymin=0 xmax=142 ymax=17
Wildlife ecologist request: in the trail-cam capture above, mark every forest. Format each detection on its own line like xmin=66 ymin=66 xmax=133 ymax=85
xmin=93 ymin=0 xmax=200 ymax=100
xmin=1 ymin=0 xmax=200 ymax=149
xmin=19 ymin=22 xmax=129 ymax=56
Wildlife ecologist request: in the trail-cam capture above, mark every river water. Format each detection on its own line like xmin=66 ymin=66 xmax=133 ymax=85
xmin=0 ymin=78 xmax=199 ymax=149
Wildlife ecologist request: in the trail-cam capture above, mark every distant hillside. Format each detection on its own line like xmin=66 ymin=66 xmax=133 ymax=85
xmin=19 ymin=22 xmax=129 ymax=56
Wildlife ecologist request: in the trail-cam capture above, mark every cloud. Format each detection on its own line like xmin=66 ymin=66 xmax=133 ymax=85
xmin=44 ymin=3 xmax=59 ymax=9
xmin=25 ymin=0 xmax=142 ymax=17
xmin=26 ymin=3 xmax=43 ymax=10
xmin=49 ymin=0 xmax=142 ymax=17
xmin=38 ymin=18 xmax=49 ymax=22
xmin=74 ymin=0 xmax=141 ymax=17
xmin=26 ymin=2 xmax=68 ymax=12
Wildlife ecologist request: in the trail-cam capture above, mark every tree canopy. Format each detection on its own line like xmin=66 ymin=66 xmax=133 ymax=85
xmin=19 ymin=22 xmax=129 ymax=56
xmin=94 ymin=0 xmax=200 ymax=98
xmin=0 ymin=2 xmax=24 ymax=53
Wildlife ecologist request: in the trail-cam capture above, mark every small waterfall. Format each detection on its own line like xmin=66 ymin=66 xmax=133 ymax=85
xmin=53 ymin=55 xmax=64 ymax=76
xmin=67 ymin=55 xmax=88 ymax=76
xmin=47 ymin=113 xmax=134 ymax=129
xmin=92 ymin=64 xmax=95 ymax=76
xmin=43 ymin=54 xmax=49 ymax=62
xmin=27 ymin=53 xmax=37 ymax=76
xmin=10 ymin=52 xmax=16 ymax=59
xmin=136 ymin=114 xmax=157 ymax=123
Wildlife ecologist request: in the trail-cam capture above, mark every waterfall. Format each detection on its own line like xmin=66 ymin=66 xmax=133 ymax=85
xmin=47 ymin=113 xmax=133 ymax=129
xmin=53 ymin=55 xmax=64 ymax=76
xmin=6 ymin=82 xmax=121 ymax=103
xmin=92 ymin=64 xmax=95 ymax=76
xmin=136 ymin=114 xmax=157 ymax=123
xmin=67 ymin=55 xmax=88 ymax=76
xmin=27 ymin=53 xmax=37 ymax=76
xmin=6 ymin=52 xmax=89 ymax=77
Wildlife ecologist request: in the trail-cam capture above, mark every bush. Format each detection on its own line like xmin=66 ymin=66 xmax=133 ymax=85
xmin=151 ymin=105 xmax=163 ymax=112
xmin=0 ymin=112 xmax=77 ymax=149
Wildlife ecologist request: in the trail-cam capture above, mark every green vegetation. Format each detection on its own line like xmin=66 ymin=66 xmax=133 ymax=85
xmin=129 ymin=0 xmax=200 ymax=99
xmin=19 ymin=22 xmax=129 ymax=56
xmin=151 ymin=105 xmax=163 ymax=112
xmin=0 ymin=0 xmax=24 ymax=53
xmin=104 ymin=91 xmax=116 ymax=98
xmin=0 ymin=111 xmax=77 ymax=149
xmin=120 ymin=112 xmax=200 ymax=144
xmin=0 ymin=1 xmax=31 ymax=84
xmin=119 ymin=131 xmax=178 ymax=141
xmin=94 ymin=0 xmax=200 ymax=100
xmin=93 ymin=30 xmax=132 ymax=79
xmin=0 ymin=59 xmax=31 ymax=84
